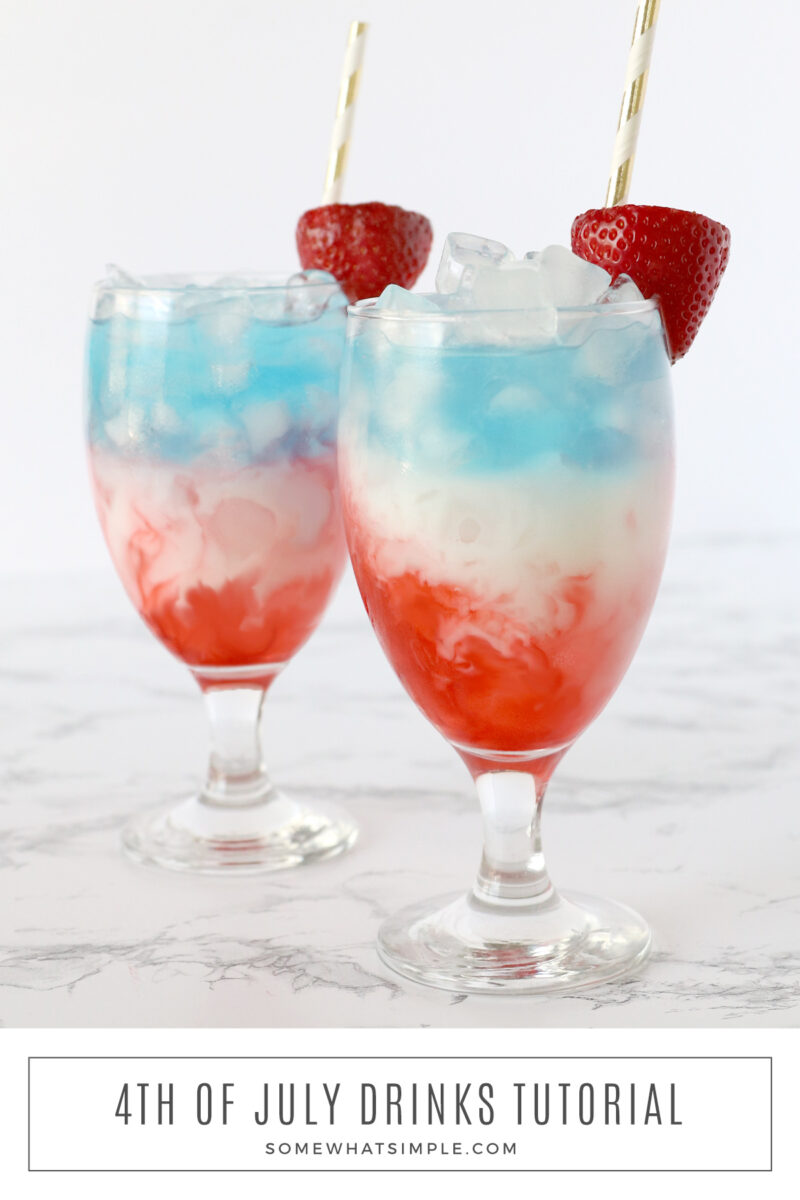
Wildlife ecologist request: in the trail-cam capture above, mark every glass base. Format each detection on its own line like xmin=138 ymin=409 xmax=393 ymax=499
xmin=122 ymin=789 xmax=357 ymax=875
xmin=377 ymin=888 xmax=651 ymax=995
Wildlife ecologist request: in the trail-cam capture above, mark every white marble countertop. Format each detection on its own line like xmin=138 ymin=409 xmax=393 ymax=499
xmin=0 ymin=535 xmax=798 ymax=1028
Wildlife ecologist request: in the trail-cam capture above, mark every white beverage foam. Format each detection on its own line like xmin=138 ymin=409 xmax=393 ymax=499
xmin=341 ymin=441 xmax=673 ymax=635
xmin=91 ymin=449 xmax=344 ymax=612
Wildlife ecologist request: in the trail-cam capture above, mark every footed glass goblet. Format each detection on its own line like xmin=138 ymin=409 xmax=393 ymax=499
xmin=339 ymin=298 xmax=674 ymax=992
xmin=86 ymin=270 xmax=357 ymax=873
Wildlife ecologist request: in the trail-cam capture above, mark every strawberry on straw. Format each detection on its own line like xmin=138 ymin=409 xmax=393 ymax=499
xmin=572 ymin=205 xmax=730 ymax=361
xmin=297 ymin=203 xmax=433 ymax=304
xmin=297 ymin=22 xmax=433 ymax=302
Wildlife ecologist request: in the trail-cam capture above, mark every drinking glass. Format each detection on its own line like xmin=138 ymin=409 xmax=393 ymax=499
xmin=86 ymin=271 xmax=357 ymax=873
xmin=339 ymin=298 xmax=674 ymax=991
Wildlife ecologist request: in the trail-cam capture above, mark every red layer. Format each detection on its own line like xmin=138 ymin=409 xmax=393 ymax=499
xmin=137 ymin=567 xmax=340 ymax=674
xmin=92 ymin=453 xmax=346 ymax=681
xmin=349 ymin=551 xmax=658 ymax=754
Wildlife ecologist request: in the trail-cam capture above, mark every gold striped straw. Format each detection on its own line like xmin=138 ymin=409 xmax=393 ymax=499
xmin=605 ymin=0 xmax=661 ymax=206
xmin=322 ymin=21 xmax=369 ymax=205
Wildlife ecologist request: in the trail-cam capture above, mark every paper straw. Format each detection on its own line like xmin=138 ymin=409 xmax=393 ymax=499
xmin=322 ymin=21 xmax=369 ymax=205
xmin=605 ymin=0 xmax=661 ymax=206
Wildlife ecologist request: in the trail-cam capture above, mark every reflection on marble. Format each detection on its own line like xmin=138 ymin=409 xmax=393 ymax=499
xmin=0 ymin=536 xmax=798 ymax=1028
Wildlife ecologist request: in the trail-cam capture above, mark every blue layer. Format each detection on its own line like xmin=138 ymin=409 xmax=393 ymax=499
xmin=349 ymin=318 xmax=671 ymax=474
xmin=87 ymin=304 xmax=346 ymax=462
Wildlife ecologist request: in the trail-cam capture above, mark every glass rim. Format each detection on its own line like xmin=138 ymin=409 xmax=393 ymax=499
xmin=346 ymin=296 xmax=661 ymax=322
xmin=91 ymin=269 xmax=343 ymax=297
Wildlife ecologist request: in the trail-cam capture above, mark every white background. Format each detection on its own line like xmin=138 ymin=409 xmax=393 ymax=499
xmin=1 ymin=0 xmax=798 ymax=578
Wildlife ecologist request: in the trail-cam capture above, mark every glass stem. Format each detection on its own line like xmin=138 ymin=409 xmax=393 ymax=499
xmin=200 ymin=687 xmax=272 ymax=809
xmin=473 ymin=770 xmax=555 ymax=906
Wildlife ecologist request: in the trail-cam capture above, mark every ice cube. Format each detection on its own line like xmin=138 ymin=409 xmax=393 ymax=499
xmin=376 ymin=286 xmax=445 ymax=347
xmin=418 ymin=422 xmax=472 ymax=466
xmin=289 ymin=268 xmax=337 ymax=287
xmin=194 ymin=412 xmax=240 ymax=451
xmin=301 ymin=384 xmax=338 ymax=435
xmin=94 ymin=266 xmax=147 ymax=319
xmin=435 ymin=232 xmax=514 ymax=294
xmin=151 ymin=400 xmax=180 ymax=433
xmin=105 ymin=407 xmax=144 ymax=447
xmin=471 ymin=261 xmax=549 ymax=310
xmin=240 ymin=401 xmax=291 ymax=453
xmin=489 ymin=384 xmax=546 ymax=413
xmin=210 ymin=273 xmax=256 ymax=287
xmin=204 ymin=498 xmax=278 ymax=561
xmin=249 ymin=288 xmax=290 ymax=322
xmin=379 ymin=359 xmax=444 ymax=435
xmin=377 ymin=235 xmax=624 ymax=349
xmin=468 ymin=262 xmax=557 ymax=342
xmin=574 ymin=312 xmax=654 ymax=383
xmin=285 ymin=269 xmax=344 ymax=322
xmin=600 ymin=273 xmax=644 ymax=304
xmin=533 ymin=245 xmax=612 ymax=307
xmin=279 ymin=473 xmax=332 ymax=544
xmin=105 ymin=263 xmax=144 ymax=287
xmin=565 ymin=424 xmax=633 ymax=470
xmin=194 ymin=294 xmax=251 ymax=343
xmin=377 ymin=285 xmax=443 ymax=312
xmin=211 ymin=361 xmax=250 ymax=393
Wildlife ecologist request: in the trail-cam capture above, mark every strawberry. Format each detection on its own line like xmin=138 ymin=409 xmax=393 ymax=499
xmin=571 ymin=205 xmax=730 ymax=361
xmin=296 ymin=202 xmax=433 ymax=303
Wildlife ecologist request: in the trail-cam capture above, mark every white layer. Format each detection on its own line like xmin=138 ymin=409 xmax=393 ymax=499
xmin=91 ymin=450 xmax=343 ymax=610
xmin=341 ymin=442 xmax=672 ymax=633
